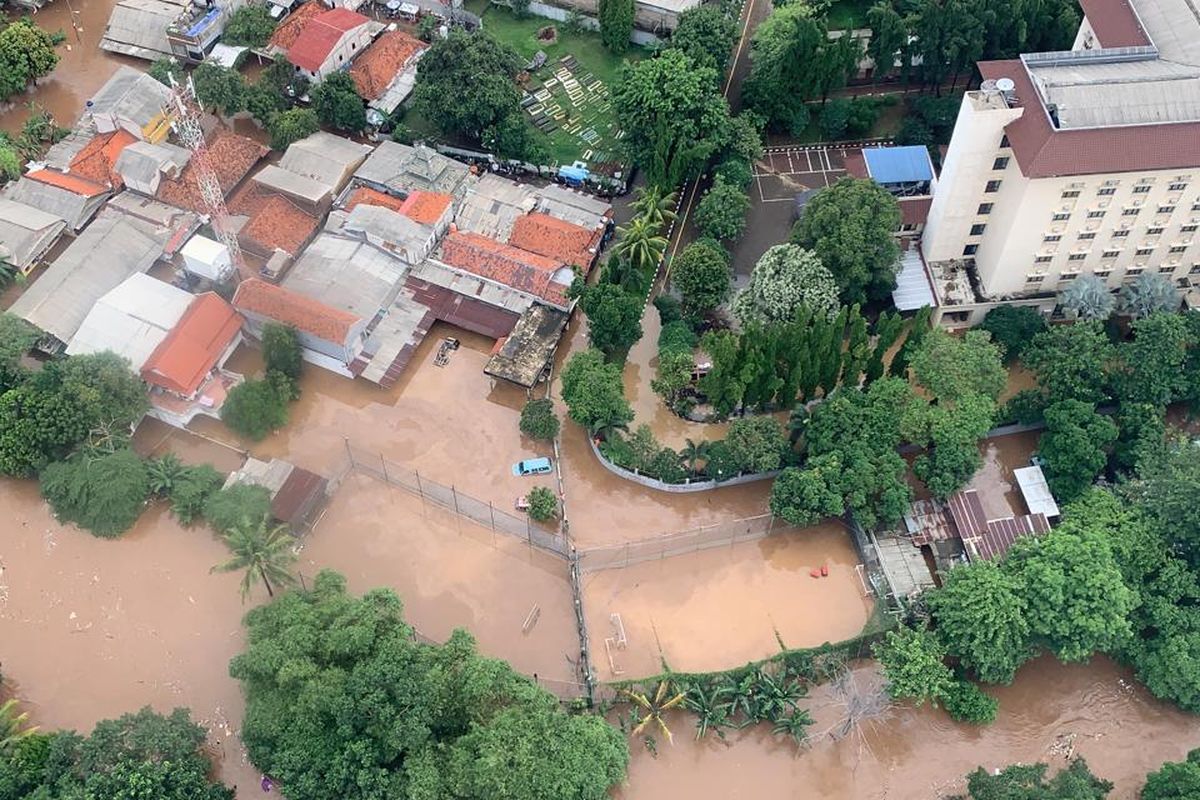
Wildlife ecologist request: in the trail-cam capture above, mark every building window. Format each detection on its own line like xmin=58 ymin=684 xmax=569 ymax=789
xmin=970 ymin=223 xmax=986 ymax=236
xmin=1026 ymin=274 xmax=1046 ymax=283
xmin=1087 ymin=210 xmax=1106 ymax=218
xmin=1134 ymin=185 xmax=1152 ymax=194
xmin=1136 ymin=247 xmax=1155 ymax=256
xmin=1170 ymin=245 xmax=1188 ymax=253
xmin=1159 ymin=205 xmax=1176 ymax=215
xmin=1052 ymin=212 xmax=1070 ymax=221
xmin=1170 ymin=182 xmax=1187 ymax=191
xmin=1000 ymin=135 xmax=1010 ymax=148
xmin=1183 ymin=224 xmax=1199 ymax=232
xmin=1061 ymin=190 xmax=1081 ymax=198
xmin=1078 ymin=232 xmax=1096 ymax=240
xmin=985 ymin=180 xmax=1002 ymax=193
xmin=1060 ymin=272 xmax=1080 ymax=281
xmin=1102 ymin=250 xmax=1121 ymax=258
xmin=1067 ymin=253 xmax=1088 ymax=261
xmin=977 ymin=202 xmax=993 ymax=215
xmin=1112 ymin=230 xmax=1131 ymax=238
xmin=993 ymin=157 xmax=1009 ymax=170
xmin=1035 ymin=255 xmax=1053 ymax=263
xmin=1094 ymin=269 xmax=1112 ymax=278
xmin=1127 ymin=266 xmax=1146 ymax=276
xmin=1123 ymin=207 xmax=1141 ymax=216
xmin=1043 ymin=234 xmax=1062 ymax=243
xmin=1098 ymin=187 xmax=1117 ymax=196
xmin=1147 ymin=226 xmax=1165 ymax=235
xmin=963 ymin=244 xmax=978 ymax=256
xmin=1190 ymin=264 xmax=1200 ymax=275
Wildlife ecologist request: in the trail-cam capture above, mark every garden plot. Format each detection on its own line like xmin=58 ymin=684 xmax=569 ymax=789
xmin=523 ymin=55 xmax=624 ymax=164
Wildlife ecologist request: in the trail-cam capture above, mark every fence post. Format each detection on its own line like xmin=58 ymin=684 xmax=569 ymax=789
xmin=489 ymin=501 xmax=496 ymax=531
xmin=380 ymin=452 xmax=388 ymax=483
xmin=452 ymin=485 xmax=460 ymax=515
xmin=768 ymin=514 xmax=776 ymax=536
xmin=415 ymin=469 xmax=423 ymax=498
xmin=343 ymin=436 xmax=352 ymax=468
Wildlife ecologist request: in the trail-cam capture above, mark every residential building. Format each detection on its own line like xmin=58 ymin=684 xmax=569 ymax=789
xmin=267 ymin=0 xmax=326 ymax=55
xmin=0 ymin=199 xmax=67 ymax=275
xmin=156 ymin=131 xmax=268 ymax=214
xmin=438 ymin=231 xmax=575 ymax=308
xmin=228 ymin=183 xmax=321 ymax=265
xmin=920 ymin=0 xmax=1200 ymax=327
xmin=85 ymin=66 xmax=174 ymax=142
xmin=65 ymin=273 xmax=195 ymax=365
xmin=349 ymin=29 xmax=427 ymax=115
xmin=336 ymin=204 xmax=438 ymax=264
xmin=223 ymin=457 xmax=330 ymax=533
xmin=251 ymin=165 xmax=334 ymax=216
xmin=277 ymin=131 xmax=372 ymax=195
xmin=343 ymin=185 xmax=454 ymax=235
xmin=348 ymin=141 xmax=473 ymax=199
xmin=101 ymin=0 xmax=248 ymax=62
xmin=287 ymin=7 xmax=377 ymax=80
xmin=114 ymin=140 xmax=191 ymax=196
xmin=2 ymin=171 xmax=111 ymax=232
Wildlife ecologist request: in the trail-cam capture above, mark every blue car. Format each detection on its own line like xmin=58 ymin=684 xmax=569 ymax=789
xmin=512 ymin=457 xmax=553 ymax=476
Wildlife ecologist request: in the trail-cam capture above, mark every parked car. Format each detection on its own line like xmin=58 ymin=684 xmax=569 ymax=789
xmin=512 ymin=457 xmax=552 ymax=476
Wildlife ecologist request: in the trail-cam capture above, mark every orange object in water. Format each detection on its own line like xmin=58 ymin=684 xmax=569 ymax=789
xmin=809 ymin=568 xmax=821 ymax=578
xmin=821 ymin=564 xmax=829 ymax=577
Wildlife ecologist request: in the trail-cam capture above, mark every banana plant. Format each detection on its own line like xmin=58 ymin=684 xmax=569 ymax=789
xmin=624 ymin=680 xmax=687 ymax=745
xmin=683 ymin=681 xmax=733 ymax=740
xmin=772 ymin=709 xmax=814 ymax=748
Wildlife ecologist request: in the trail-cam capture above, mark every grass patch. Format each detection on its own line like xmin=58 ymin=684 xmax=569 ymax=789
xmin=825 ymin=0 xmax=873 ymax=30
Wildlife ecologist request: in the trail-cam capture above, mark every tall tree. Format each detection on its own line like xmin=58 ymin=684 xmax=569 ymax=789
xmin=1037 ymin=400 xmax=1117 ymax=503
xmin=693 ymin=176 xmax=750 ymax=242
xmin=928 ymin=560 xmax=1031 ymax=684
xmin=1021 ymin=322 xmax=1114 ymax=408
xmin=902 ymin=391 xmax=996 ymax=499
xmin=873 ymin=625 xmax=954 ymax=705
xmin=630 ymin=185 xmax=678 ymax=229
xmin=0 ymin=19 xmax=59 ymax=101
xmin=671 ymin=240 xmax=731 ymax=319
xmin=866 ymin=2 xmax=907 ymax=80
xmin=221 ymin=4 xmax=277 ymax=47
xmin=40 ymin=449 xmax=150 ymax=538
xmin=312 ymin=71 xmax=367 ymax=132
xmin=732 ymin=244 xmax=839 ymax=326
xmin=908 ymin=0 xmax=987 ymax=93
xmin=977 ymin=305 xmax=1047 ymax=364
xmin=1120 ymin=271 xmax=1180 ymax=319
xmin=191 ymin=61 xmax=246 ymax=116
xmin=577 ymin=282 xmax=644 ymax=357
xmin=598 ymin=0 xmax=634 ymax=52
xmin=741 ymin=3 xmax=826 ymax=132
xmin=560 ymin=349 xmax=634 ymax=435
xmin=1143 ymin=749 xmax=1200 ymax=800
xmin=1113 ymin=312 xmax=1190 ymax=407
xmin=212 ymin=515 xmax=297 ymax=600
xmin=669 ymin=4 xmax=738 ymax=76
xmin=909 ymin=328 xmax=1006 ymax=403
xmin=613 ymin=216 xmax=668 ymax=276
xmin=1059 ymin=273 xmax=1115 ymax=321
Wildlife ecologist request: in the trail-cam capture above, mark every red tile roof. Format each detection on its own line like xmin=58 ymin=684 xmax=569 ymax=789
xmin=440 ymin=230 xmax=570 ymax=304
xmin=1078 ymin=0 xmax=1150 ymax=47
xmin=349 ymin=30 xmax=426 ymax=100
xmin=289 ymin=8 xmax=370 ymax=72
xmin=25 ymin=168 xmax=109 ymax=197
xmin=508 ymin=212 xmax=601 ymax=270
xmin=979 ymin=60 xmax=1200 ymax=178
xmin=69 ymin=130 xmax=137 ymax=190
xmin=344 ymin=185 xmax=406 ymax=214
xmin=156 ymin=131 xmax=267 ymax=213
xmin=233 ymin=277 xmax=360 ymax=344
xmin=141 ymin=293 xmax=243 ymax=396
xmin=231 ymin=183 xmax=320 ymax=257
xmin=268 ymin=0 xmax=325 ymax=51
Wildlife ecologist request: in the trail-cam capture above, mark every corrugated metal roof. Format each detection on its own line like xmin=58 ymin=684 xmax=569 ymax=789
xmin=2 ymin=176 xmax=108 ymax=230
xmin=891 ymin=248 xmax=936 ymax=312
xmin=279 ymin=132 xmax=371 ymax=192
xmin=0 ymin=199 xmax=67 ymax=271
xmin=99 ymin=0 xmax=182 ymax=61
xmin=65 ymin=273 xmax=193 ymax=367
xmin=1014 ymin=465 xmax=1061 ymax=519
xmin=252 ymin=163 xmax=333 ymax=205
xmin=947 ymin=490 xmax=989 ymax=539
xmin=863 ymin=146 xmax=934 ymax=184
xmin=353 ymin=141 xmax=472 ymax=197
xmin=283 ymin=232 xmax=406 ymax=318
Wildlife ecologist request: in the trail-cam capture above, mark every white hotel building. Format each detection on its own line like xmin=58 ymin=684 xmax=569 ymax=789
xmin=918 ymin=0 xmax=1200 ymax=327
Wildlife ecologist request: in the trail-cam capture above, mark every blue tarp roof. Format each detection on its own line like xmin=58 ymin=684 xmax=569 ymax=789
xmin=186 ymin=6 xmax=221 ymax=37
xmin=558 ymin=165 xmax=588 ymax=182
xmin=864 ymin=146 xmax=933 ymax=185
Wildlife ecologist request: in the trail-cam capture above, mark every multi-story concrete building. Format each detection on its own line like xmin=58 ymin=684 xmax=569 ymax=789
xmin=920 ymin=0 xmax=1200 ymax=327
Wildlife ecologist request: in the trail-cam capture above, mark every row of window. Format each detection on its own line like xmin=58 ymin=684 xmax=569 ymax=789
xmin=965 ymin=240 xmax=1195 ymax=258
xmin=1025 ymin=263 xmax=1200 ymax=284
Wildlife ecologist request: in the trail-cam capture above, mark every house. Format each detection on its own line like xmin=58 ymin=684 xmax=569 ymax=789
xmin=920 ymin=0 xmax=1200 ymax=327
xmin=343 ymin=185 xmax=454 ymax=235
xmin=86 ymin=66 xmax=174 ymax=142
xmin=9 ymin=205 xmax=195 ymax=348
xmin=65 ymin=273 xmax=195 ymax=365
xmin=61 ymin=129 xmax=140 ymax=191
xmin=336 ymin=203 xmax=438 ymax=264
xmin=349 ymin=141 xmax=473 ymax=199
xmin=101 ymin=0 xmax=249 ymax=62
xmin=438 ymin=230 xmax=575 ymax=308
xmin=233 ymin=277 xmax=368 ymax=375
xmin=484 ymin=303 xmax=570 ymax=388
xmin=455 ymin=172 xmax=611 ymax=246
xmin=0 ymin=199 xmax=68 ymax=276
xmin=114 ymin=140 xmax=192 ymax=196
xmin=267 ymin=0 xmax=326 ymax=55
xmin=2 ymin=171 xmax=110 ymax=232
xmin=251 ymin=164 xmax=333 ymax=215
xmin=508 ymin=211 xmax=604 ymax=273
xmin=156 ymin=131 xmax=268 ymax=214
xmin=223 ymin=457 xmax=329 ymax=533
xmin=278 ymin=131 xmax=372 ymax=194
xmin=287 ymin=8 xmax=376 ymax=80
xmin=228 ymin=183 xmax=321 ymax=263
xmin=349 ymin=29 xmax=427 ymax=115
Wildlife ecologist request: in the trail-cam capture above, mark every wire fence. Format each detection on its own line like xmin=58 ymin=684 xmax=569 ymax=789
xmin=575 ymin=514 xmax=780 ymax=572
xmin=344 ymin=443 xmax=571 ymax=559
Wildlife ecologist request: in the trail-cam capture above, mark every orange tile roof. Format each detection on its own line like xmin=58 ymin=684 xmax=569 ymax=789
xmin=233 ymin=277 xmax=360 ymax=344
xmin=507 ymin=212 xmax=601 ymax=271
xmin=349 ymin=30 xmax=426 ymax=100
xmin=440 ymin=230 xmax=569 ymax=304
xmin=231 ymin=183 xmax=320 ymax=256
xmin=289 ymin=8 xmax=370 ymax=72
xmin=69 ymin=130 xmax=137 ymax=190
xmin=344 ymin=185 xmax=406 ymax=214
xmin=398 ymin=190 xmax=451 ymax=225
xmin=25 ymin=168 xmax=109 ymax=197
xmin=268 ymin=0 xmax=325 ymax=51
xmin=157 ymin=131 xmax=267 ymax=214
xmin=142 ymin=293 xmax=243 ymax=396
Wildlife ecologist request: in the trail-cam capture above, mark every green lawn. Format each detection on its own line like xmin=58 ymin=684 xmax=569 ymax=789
xmin=825 ymin=0 xmax=873 ymax=30
xmin=480 ymin=5 xmax=645 ymax=166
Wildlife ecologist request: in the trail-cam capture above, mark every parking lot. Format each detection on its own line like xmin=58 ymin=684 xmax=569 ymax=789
xmin=751 ymin=144 xmax=858 ymax=203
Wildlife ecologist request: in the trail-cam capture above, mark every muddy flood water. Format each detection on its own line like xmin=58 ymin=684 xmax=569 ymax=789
xmin=616 ymin=656 xmax=1200 ymax=800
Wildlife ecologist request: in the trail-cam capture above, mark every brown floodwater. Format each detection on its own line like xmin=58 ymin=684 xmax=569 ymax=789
xmin=0 ymin=0 xmax=131 ymax=136
xmin=583 ymin=521 xmax=873 ymax=680
xmin=615 ymin=656 xmax=1200 ymax=800
xmin=967 ymin=430 xmax=1041 ymax=521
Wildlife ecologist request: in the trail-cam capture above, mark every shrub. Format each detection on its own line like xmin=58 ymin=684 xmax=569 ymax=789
xmin=658 ymin=320 xmax=698 ymax=353
xmin=40 ymin=450 xmax=150 ymax=538
xmin=169 ymin=464 xmax=225 ymax=526
xmin=693 ymin=176 xmax=749 ymax=243
xmin=725 ymin=416 xmax=788 ymax=473
xmin=645 ymin=447 xmax=687 ymax=483
xmin=653 ymin=293 xmax=683 ymax=326
xmin=262 ymin=323 xmax=303 ymax=384
xmin=203 ymin=483 xmax=272 ymax=535
xmin=526 ymin=486 xmax=557 ymax=521
xmin=222 ymin=375 xmax=290 ymax=440
xmin=520 ymin=399 xmax=560 ymax=441
xmin=940 ymin=678 xmax=999 ymax=724
xmin=713 ymin=157 xmax=752 ymax=189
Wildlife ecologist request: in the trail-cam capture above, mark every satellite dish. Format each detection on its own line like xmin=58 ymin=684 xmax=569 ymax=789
xmin=980 ymin=79 xmax=998 ymax=92
xmin=996 ymin=77 xmax=1016 ymax=92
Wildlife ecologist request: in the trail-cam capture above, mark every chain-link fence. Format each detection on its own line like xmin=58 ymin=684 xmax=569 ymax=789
xmin=345 ymin=443 xmax=571 ymax=559
xmin=576 ymin=514 xmax=780 ymax=572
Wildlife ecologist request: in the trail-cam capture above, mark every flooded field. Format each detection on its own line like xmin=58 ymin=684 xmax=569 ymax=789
xmin=615 ymin=655 xmax=1200 ymax=800
xmin=1 ymin=0 xmax=130 ymax=136
xmin=583 ymin=521 xmax=873 ymax=681
xmin=301 ymin=473 xmax=580 ymax=685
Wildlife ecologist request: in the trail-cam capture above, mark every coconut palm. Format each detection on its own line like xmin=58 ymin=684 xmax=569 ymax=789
xmin=147 ymin=453 xmax=185 ymax=497
xmin=613 ymin=217 xmax=669 ymax=277
xmin=625 ymin=680 xmax=687 ymax=745
xmin=1120 ymin=271 xmax=1180 ymax=319
xmin=1058 ymin=274 xmax=1115 ymax=321
xmin=212 ymin=516 xmax=297 ymax=601
xmin=0 ymin=700 xmax=37 ymax=754
xmin=591 ymin=418 xmax=630 ymax=441
xmin=631 ymin=185 xmax=678 ymax=229
xmin=680 ymin=438 xmax=711 ymax=475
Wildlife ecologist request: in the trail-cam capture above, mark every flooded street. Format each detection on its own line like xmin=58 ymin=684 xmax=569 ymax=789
xmin=583 ymin=521 xmax=873 ymax=680
xmin=967 ymin=430 xmax=1041 ymax=520
xmin=616 ymin=656 xmax=1200 ymax=800
xmin=1 ymin=0 xmax=130 ymax=135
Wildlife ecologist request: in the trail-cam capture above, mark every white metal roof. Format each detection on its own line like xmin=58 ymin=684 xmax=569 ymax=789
xmin=283 ymin=232 xmax=406 ymax=318
xmin=66 ymin=273 xmax=193 ymax=367
xmin=353 ymin=141 xmax=471 ymax=197
xmin=181 ymin=233 xmax=228 ymax=263
xmin=252 ymin=164 xmax=332 ymax=205
xmin=279 ymin=131 xmax=371 ymax=192
xmin=891 ymin=248 xmax=935 ymax=312
xmin=1014 ymin=465 xmax=1061 ymax=519
xmin=0 ymin=199 xmax=67 ymax=270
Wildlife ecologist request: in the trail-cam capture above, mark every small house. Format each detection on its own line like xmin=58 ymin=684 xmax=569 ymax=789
xmin=287 ymin=7 xmax=376 ymax=81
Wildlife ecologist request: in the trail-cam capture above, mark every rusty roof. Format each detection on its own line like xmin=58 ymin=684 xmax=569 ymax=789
xmin=25 ymin=168 xmax=109 ymax=197
xmin=507 ymin=212 xmax=601 ymax=270
xmin=156 ymin=131 xmax=267 ymax=213
xmin=1079 ymin=0 xmax=1150 ymax=46
xmin=440 ymin=230 xmax=570 ymax=305
xmin=268 ymin=0 xmax=325 ymax=50
xmin=233 ymin=277 xmax=360 ymax=344
xmin=349 ymin=30 xmax=426 ymax=101
xmin=69 ymin=130 xmax=137 ymax=190
xmin=141 ymin=292 xmax=242 ymax=396
xmin=289 ymin=7 xmax=370 ymax=72
xmin=899 ymin=196 xmax=932 ymax=227
xmin=947 ymin=489 xmax=988 ymax=539
xmin=966 ymin=513 xmax=1051 ymax=561
xmin=231 ymin=183 xmax=320 ymax=257
xmin=271 ymin=465 xmax=328 ymax=525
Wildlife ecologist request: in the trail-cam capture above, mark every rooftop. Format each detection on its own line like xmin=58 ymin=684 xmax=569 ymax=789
xmin=233 ymin=277 xmax=361 ymax=344
xmin=289 ymin=7 xmax=371 ymax=71
xmin=439 ymin=230 xmax=572 ymax=306
xmin=24 ymin=169 xmax=109 ymax=198
xmin=141 ymin=292 xmax=243 ymax=396
xmin=277 ymin=131 xmax=372 ymax=192
xmin=352 ymin=141 xmax=472 ymax=197
xmin=88 ymin=64 xmax=174 ymax=130
xmin=99 ymin=0 xmax=183 ymax=61
xmin=340 ymin=204 xmax=434 ymax=262
xmin=156 ymin=131 xmax=267 ymax=213
xmin=65 ymin=273 xmax=193 ymax=367
xmin=68 ymin=129 xmax=138 ymax=189
xmin=0 ymin=199 xmax=67 ymax=272
xmin=484 ymin=303 xmax=569 ymax=387
xmin=350 ymin=29 xmax=426 ymax=102
xmin=283 ymin=231 xmax=407 ymax=317
xmin=230 ymin=184 xmax=321 ymax=257
xmin=252 ymin=163 xmax=333 ymax=206
xmin=344 ymin=185 xmax=452 ymax=225
xmin=1 ymin=174 xmax=107 ymax=231
xmin=508 ymin=211 xmax=602 ymax=270
xmin=268 ymin=0 xmax=325 ymax=51
xmin=862 ymin=145 xmax=934 ymax=184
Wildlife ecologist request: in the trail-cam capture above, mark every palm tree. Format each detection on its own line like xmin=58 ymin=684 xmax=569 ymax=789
xmin=147 ymin=453 xmax=185 ymax=497
xmin=591 ymin=418 xmax=630 ymax=442
xmin=212 ymin=516 xmax=297 ymax=601
xmin=624 ymin=680 xmax=687 ymax=745
xmin=680 ymin=438 xmax=711 ymax=476
xmin=613 ymin=217 xmax=669 ymax=277
xmin=0 ymin=700 xmax=37 ymax=754
xmin=683 ymin=681 xmax=732 ymax=740
xmin=631 ymin=186 xmax=678 ymax=229
xmin=1120 ymin=271 xmax=1180 ymax=319
xmin=1058 ymin=274 xmax=1115 ymax=321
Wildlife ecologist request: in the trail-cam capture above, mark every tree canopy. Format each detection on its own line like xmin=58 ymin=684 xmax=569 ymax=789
xmin=40 ymin=450 xmax=150 ymax=538
xmin=910 ymin=328 xmax=1006 ymax=403
xmin=576 ymin=282 xmax=644 ymax=358
xmin=977 ymin=305 xmax=1047 ymax=364
xmin=928 ymin=560 xmax=1031 ymax=684
xmin=598 ymin=0 xmax=634 ymax=52
xmin=230 ymin=570 xmax=628 ymax=800
xmin=221 ymin=4 xmax=277 ymax=47
xmin=732 ymin=244 xmax=838 ymax=326
xmin=1142 ymin=749 xmax=1200 ymax=800
xmin=267 ymin=107 xmax=319 ymax=151
xmin=1037 ymin=399 xmax=1117 ymax=503
xmin=693 ymin=176 xmax=749 ymax=242
xmin=949 ymin=759 xmax=1112 ymax=800
xmin=671 ymin=241 xmax=731 ymax=319
xmin=192 ymin=62 xmax=246 ymax=116
xmin=312 ymin=71 xmax=367 ymax=132
xmin=560 ymin=349 xmax=634 ymax=436
xmin=0 ymin=19 xmax=59 ymax=102
xmin=668 ymin=5 xmax=738 ymax=76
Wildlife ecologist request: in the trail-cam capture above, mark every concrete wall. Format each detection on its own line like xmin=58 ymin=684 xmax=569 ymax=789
xmin=299 ymin=26 xmax=375 ymax=81
xmin=587 ymin=437 xmax=778 ymax=493
xmin=515 ymin=0 xmax=668 ymax=39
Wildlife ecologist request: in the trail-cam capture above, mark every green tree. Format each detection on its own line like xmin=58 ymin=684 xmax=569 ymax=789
xmin=1059 ymin=273 xmax=1115 ymax=321
xmin=671 ymin=241 xmax=730 ymax=319
xmin=693 ymin=176 xmax=749 ymax=242
xmin=1037 ymin=400 xmax=1117 ymax=503
xmin=212 ymin=515 xmax=297 ymax=600
xmin=791 ymin=177 xmax=901 ymax=305
xmin=872 ymin=625 xmax=954 ymax=705
xmin=0 ymin=19 xmax=59 ymax=101
xmin=148 ymin=57 xmax=183 ymax=86
xmin=0 ymin=313 xmax=37 ymax=394
xmin=312 ymin=71 xmax=366 ymax=132
xmin=1143 ymin=749 xmax=1200 ymax=800
xmin=949 ymin=759 xmax=1112 ymax=800
xmin=902 ymin=391 xmax=996 ymax=499
xmin=230 ymin=570 xmax=628 ymax=800
xmin=732 ymin=244 xmax=838 ymax=326
xmin=1112 ymin=401 xmax=1165 ymax=473
xmin=977 ymin=305 xmax=1047 ymax=364
xmin=908 ymin=0 xmax=987 ymax=93
xmin=1134 ymin=438 xmax=1200 ymax=565
xmin=221 ymin=4 xmax=277 ymax=47
xmin=612 ymin=48 xmax=730 ymax=187
xmin=0 ymin=699 xmax=37 ymax=755
xmin=525 ymin=486 xmax=557 ymax=522
xmin=940 ymin=678 xmax=998 ymax=724
xmin=630 ymin=185 xmax=678 ymax=229
xmin=262 ymin=322 xmax=303 ymax=383
xmin=1120 ymin=271 xmax=1179 ymax=319
xmin=770 ymin=457 xmax=847 ymax=526
xmin=147 ymin=452 xmax=186 ymax=496
xmin=724 ymin=416 xmax=788 ymax=473
xmin=519 ymin=398 xmax=560 ymax=441
xmin=203 ymin=483 xmax=272 ymax=535
xmin=168 ymin=463 xmax=225 ymax=526
xmin=698 ymin=330 xmax=746 ymax=417
xmin=651 ymin=346 xmax=695 ymax=409
xmin=910 ymin=328 xmax=1006 ymax=403
xmin=0 ymin=138 xmax=21 ymax=182
xmin=1113 ymin=312 xmax=1189 ymax=407
xmin=221 ymin=375 xmax=290 ymax=440
xmin=39 ymin=450 xmax=150 ymax=538
xmin=560 ymin=349 xmax=634 ymax=436
xmin=866 ymin=1 xmax=907 ymax=79
xmin=929 ymin=560 xmax=1031 ymax=684
xmin=192 ymin=61 xmax=246 ymax=116
xmin=598 ymin=0 xmax=634 ymax=52
xmin=669 ymin=4 xmax=738 ymax=75
xmin=245 ymin=81 xmax=288 ymax=124
xmin=266 ymin=107 xmax=319 ymax=151
xmin=1021 ymin=322 xmax=1114 ymax=408
xmin=613 ymin=216 xmax=668 ymax=276
xmin=577 ymin=282 xmax=644 ymax=357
